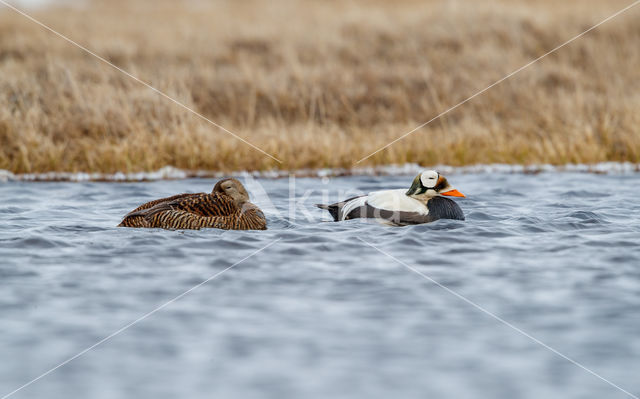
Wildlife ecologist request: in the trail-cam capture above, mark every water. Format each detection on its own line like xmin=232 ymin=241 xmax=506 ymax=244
xmin=1 ymin=172 xmax=639 ymax=399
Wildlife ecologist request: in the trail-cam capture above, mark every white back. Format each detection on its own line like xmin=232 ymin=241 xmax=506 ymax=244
xmin=367 ymin=189 xmax=429 ymax=214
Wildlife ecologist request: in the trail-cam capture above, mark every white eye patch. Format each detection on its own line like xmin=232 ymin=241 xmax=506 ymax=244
xmin=420 ymin=171 xmax=439 ymax=188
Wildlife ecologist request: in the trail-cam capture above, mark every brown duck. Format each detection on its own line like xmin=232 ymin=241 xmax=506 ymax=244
xmin=118 ymin=178 xmax=267 ymax=230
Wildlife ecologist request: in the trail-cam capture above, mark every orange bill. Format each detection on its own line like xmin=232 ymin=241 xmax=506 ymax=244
xmin=441 ymin=189 xmax=465 ymax=198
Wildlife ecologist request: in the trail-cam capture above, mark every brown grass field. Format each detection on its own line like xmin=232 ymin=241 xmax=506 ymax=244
xmin=1 ymin=0 xmax=639 ymax=174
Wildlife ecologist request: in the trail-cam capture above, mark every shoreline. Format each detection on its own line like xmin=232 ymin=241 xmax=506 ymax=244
xmin=3 ymin=1 xmax=639 ymax=177
xmin=2 ymin=162 xmax=640 ymax=182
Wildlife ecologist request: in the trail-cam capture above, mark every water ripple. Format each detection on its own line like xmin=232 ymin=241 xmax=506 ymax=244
xmin=0 ymin=173 xmax=639 ymax=399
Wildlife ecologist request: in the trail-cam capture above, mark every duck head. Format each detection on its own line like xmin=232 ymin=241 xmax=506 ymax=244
xmin=405 ymin=170 xmax=465 ymax=200
xmin=213 ymin=178 xmax=250 ymax=204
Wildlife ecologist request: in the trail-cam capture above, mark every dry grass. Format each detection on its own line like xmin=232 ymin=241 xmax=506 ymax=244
xmin=1 ymin=0 xmax=639 ymax=173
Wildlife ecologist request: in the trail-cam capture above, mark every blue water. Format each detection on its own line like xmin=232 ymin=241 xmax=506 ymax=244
xmin=1 ymin=173 xmax=640 ymax=399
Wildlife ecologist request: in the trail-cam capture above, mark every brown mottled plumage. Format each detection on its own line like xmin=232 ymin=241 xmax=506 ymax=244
xmin=118 ymin=178 xmax=267 ymax=230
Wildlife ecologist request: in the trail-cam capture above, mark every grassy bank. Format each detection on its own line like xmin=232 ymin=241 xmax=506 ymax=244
xmin=1 ymin=0 xmax=639 ymax=174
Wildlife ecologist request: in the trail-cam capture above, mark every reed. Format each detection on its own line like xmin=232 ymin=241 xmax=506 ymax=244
xmin=1 ymin=0 xmax=639 ymax=173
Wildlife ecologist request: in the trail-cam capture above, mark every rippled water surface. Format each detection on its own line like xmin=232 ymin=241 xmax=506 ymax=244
xmin=1 ymin=173 xmax=640 ymax=399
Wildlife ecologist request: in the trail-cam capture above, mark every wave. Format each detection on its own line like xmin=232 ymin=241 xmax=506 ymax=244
xmin=1 ymin=162 xmax=640 ymax=182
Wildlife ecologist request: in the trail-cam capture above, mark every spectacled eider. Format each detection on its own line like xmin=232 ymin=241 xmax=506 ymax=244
xmin=316 ymin=170 xmax=465 ymax=225
xmin=118 ymin=178 xmax=267 ymax=230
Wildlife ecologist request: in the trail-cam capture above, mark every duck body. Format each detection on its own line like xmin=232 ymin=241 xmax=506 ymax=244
xmin=318 ymin=189 xmax=464 ymax=225
xmin=316 ymin=170 xmax=465 ymax=226
xmin=118 ymin=178 xmax=267 ymax=230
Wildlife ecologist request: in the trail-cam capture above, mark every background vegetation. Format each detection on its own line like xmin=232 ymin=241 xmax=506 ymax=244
xmin=1 ymin=0 xmax=639 ymax=173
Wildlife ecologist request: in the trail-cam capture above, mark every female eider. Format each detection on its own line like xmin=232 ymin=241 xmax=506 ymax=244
xmin=316 ymin=170 xmax=465 ymax=225
xmin=118 ymin=178 xmax=267 ymax=230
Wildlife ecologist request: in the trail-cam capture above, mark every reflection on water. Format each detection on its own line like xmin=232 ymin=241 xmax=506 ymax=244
xmin=1 ymin=173 xmax=640 ymax=399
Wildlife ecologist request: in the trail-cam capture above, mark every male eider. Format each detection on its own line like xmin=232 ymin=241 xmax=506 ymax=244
xmin=118 ymin=178 xmax=267 ymax=230
xmin=316 ymin=170 xmax=465 ymax=225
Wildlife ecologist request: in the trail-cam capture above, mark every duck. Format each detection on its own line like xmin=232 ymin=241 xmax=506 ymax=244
xmin=316 ymin=170 xmax=465 ymax=225
xmin=118 ymin=178 xmax=267 ymax=230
